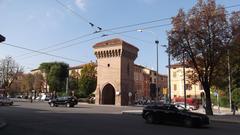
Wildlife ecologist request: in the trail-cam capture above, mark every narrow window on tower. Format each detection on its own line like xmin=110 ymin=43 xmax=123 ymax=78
xmin=127 ymin=63 xmax=130 ymax=76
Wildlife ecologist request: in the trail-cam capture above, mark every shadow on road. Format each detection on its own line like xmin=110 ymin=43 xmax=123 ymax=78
xmin=1 ymin=105 xmax=239 ymax=135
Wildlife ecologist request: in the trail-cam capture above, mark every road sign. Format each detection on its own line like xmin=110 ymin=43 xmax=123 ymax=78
xmin=128 ymin=92 xmax=132 ymax=97
xmin=214 ymin=91 xmax=218 ymax=97
xmin=163 ymin=88 xmax=168 ymax=95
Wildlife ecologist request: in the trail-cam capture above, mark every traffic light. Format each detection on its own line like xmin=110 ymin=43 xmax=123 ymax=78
xmin=0 ymin=34 xmax=5 ymax=42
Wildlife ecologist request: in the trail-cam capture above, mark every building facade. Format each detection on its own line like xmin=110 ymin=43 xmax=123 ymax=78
xmin=30 ymin=69 xmax=49 ymax=93
xmin=133 ymin=64 xmax=168 ymax=101
xmin=170 ymin=64 xmax=204 ymax=100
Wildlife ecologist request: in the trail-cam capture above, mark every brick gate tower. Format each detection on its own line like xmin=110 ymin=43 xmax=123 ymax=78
xmin=93 ymin=38 xmax=138 ymax=106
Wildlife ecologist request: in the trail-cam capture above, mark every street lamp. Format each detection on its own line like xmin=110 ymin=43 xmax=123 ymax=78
xmin=228 ymin=50 xmax=232 ymax=110
xmin=182 ymin=50 xmax=187 ymax=108
xmin=161 ymin=45 xmax=171 ymax=103
xmin=137 ymin=29 xmax=159 ymax=101
xmin=0 ymin=34 xmax=5 ymax=42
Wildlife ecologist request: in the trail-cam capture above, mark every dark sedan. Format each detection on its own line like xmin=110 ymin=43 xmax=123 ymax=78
xmin=48 ymin=96 xmax=78 ymax=107
xmin=142 ymin=104 xmax=209 ymax=127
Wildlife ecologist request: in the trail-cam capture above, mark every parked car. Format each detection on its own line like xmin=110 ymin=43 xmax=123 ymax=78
xmin=15 ymin=95 xmax=23 ymax=99
xmin=0 ymin=97 xmax=13 ymax=106
xmin=174 ymin=102 xmax=198 ymax=110
xmin=48 ymin=96 xmax=78 ymax=107
xmin=142 ymin=104 xmax=209 ymax=127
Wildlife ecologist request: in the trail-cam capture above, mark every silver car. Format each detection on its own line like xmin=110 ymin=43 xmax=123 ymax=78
xmin=0 ymin=97 xmax=13 ymax=106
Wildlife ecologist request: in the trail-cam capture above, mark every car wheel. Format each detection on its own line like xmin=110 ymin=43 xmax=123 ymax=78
xmin=145 ymin=114 xmax=155 ymax=124
xmin=184 ymin=118 xmax=193 ymax=127
xmin=50 ymin=103 xmax=55 ymax=107
xmin=66 ymin=103 xmax=71 ymax=108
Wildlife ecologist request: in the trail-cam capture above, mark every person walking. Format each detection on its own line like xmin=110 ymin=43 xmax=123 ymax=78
xmin=231 ymin=102 xmax=238 ymax=115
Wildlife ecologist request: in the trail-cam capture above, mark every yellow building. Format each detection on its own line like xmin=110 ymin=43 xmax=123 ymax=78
xmin=170 ymin=63 xmax=204 ymax=100
xmin=30 ymin=68 xmax=49 ymax=93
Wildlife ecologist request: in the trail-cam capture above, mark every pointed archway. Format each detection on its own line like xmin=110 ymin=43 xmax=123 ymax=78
xmin=102 ymin=84 xmax=115 ymax=105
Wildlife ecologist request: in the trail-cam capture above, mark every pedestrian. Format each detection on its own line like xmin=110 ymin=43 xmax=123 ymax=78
xmin=232 ymin=102 xmax=237 ymax=115
xmin=30 ymin=95 xmax=33 ymax=103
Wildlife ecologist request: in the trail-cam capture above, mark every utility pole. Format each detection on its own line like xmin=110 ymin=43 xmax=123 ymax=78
xmin=183 ymin=51 xmax=187 ymax=108
xmin=155 ymin=40 xmax=159 ymax=101
xmin=137 ymin=29 xmax=159 ymax=102
xmin=66 ymin=77 xmax=69 ymax=95
xmin=168 ymin=46 xmax=171 ymax=103
xmin=228 ymin=50 xmax=232 ymax=110
xmin=0 ymin=34 xmax=5 ymax=88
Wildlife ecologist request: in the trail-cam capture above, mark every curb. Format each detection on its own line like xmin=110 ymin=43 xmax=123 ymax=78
xmin=0 ymin=121 xmax=7 ymax=129
xmin=210 ymin=119 xmax=240 ymax=124
xmin=122 ymin=110 xmax=142 ymax=116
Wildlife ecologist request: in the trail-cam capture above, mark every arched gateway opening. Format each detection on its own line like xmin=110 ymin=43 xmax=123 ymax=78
xmin=102 ymin=84 xmax=115 ymax=105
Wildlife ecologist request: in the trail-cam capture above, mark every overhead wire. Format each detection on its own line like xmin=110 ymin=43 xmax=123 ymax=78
xmin=1 ymin=42 xmax=121 ymax=71
xmin=14 ymin=32 xmax=96 ymax=59
xmin=6 ymin=3 xmax=240 ymax=69
xmin=18 ymin=36 xmax=102 ymax=60
xmin=13 ymin=3 xmax=240 ymax=60
xmin=55 ymin=0 xmax=102 ymax=32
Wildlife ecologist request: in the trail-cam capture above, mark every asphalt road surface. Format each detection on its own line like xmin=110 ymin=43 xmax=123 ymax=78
xmin=1 ymin=102 xmax=240 ymax=135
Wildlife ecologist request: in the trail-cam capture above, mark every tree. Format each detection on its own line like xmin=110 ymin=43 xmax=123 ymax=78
xmin=33 ymin=73 xmax=44 ymax=93
xmin=168 ymin=0 xmax=232 ymax=115
xmin=39 ymin=62 xmax=69 ymax=93
xmin=232 ymin=88 xmax=240 ymax=106
xmin=8 ymin=72 xmax=24 ymax=95
xmin=0 ymin=56 xmax=23 ymax=91
xmin=21 ymin=74 xmax=34 ymax=93
xmin=69 ymin=70 xmax=80 ymax=93
xmin=230 ymin=11 xmax=240 ymax=90
xmin=78 ymin=63 xmax=96 ymax=97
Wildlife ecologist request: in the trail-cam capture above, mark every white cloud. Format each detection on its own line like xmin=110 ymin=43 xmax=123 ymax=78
xmin=75 ymin=0 xmax=87 ymax=11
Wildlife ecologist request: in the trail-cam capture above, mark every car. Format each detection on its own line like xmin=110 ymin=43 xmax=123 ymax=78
xmin=174 ymin=102 xmax=197 ymax=111
xmin=142 ymin=104 xmax=209 ymax=127
xmin=15 ymin=95 xmax=23 ymax=99
xmin=0 ymin=97 xmax=13 ymax=106
xmin=48 ymin=96 xmax=78 ymax=107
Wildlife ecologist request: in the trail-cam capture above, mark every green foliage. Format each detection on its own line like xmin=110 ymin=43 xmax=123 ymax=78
xmin=39 ymin=62 xmax=69 ymax=92
xmin=211 ymin=90 xmax=230 ymax=108
xmin=232 ymin=88 xmax=240 ymax=106
xmin=78 ymin=63 xmax=97 ymax=98
xmin=69 ymin=77 xmax=79 ymax=91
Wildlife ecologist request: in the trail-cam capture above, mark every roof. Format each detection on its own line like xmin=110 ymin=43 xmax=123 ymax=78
xmin=93 ymin=38 xmax=139 ymax=51
xmin=69 ymin=62 xmax=96 ymax=70
xmin=31 ymin=68 xmax=40 ymax=72
xmin=168 ymin=63 xmax=191 ymax=68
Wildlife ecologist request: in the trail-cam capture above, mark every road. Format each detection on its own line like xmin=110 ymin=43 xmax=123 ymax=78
xmin=1 ymin=102 xmax=240 ymax=135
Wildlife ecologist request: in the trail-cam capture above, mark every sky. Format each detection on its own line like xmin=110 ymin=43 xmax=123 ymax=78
xmin=0 ymin=0 xmax=239 ymax=74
